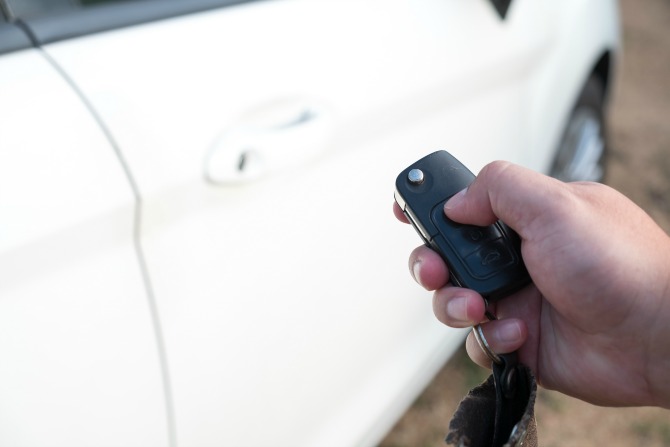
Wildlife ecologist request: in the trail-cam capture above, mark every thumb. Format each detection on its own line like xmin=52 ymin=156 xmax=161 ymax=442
xmin=444 ymin=161 xmax=567 ymax=238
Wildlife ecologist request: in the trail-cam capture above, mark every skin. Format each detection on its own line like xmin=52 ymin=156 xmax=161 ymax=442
xmin=394 ymin=161 xmax=670 ymax=408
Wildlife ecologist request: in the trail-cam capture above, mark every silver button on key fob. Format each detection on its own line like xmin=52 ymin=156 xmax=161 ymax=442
xmin=395 ymin=150 xmax=530 ymax=301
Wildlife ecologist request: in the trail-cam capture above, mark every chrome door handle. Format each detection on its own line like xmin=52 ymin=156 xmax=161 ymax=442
xmin=204 ymin=98 xmax=334 ymax=184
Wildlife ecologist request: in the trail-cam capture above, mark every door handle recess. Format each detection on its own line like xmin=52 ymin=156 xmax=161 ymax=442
xmin=204 ymin=98 xmax=334 ymax=184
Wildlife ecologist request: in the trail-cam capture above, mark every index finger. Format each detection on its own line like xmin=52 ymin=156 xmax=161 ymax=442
xmin=393 ymin=201 xmax=410 ymax=224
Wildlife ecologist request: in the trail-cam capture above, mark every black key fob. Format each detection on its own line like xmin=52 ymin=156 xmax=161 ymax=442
xmin=394 ymin=150 xmax=530 ymax=301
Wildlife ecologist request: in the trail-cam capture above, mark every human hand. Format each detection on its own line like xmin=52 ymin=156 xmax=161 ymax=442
xmin=395 ymin=161 xmax=670 ymax=408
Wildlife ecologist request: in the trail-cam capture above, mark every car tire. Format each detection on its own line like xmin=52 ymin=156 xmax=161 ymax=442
xmin=549 ymin=75 xmax=608 ymax=182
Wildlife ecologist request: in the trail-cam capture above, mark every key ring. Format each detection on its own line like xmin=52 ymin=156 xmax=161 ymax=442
xmin=473 ymin=323 xmax=502 ymax=365
xmin=472 ymin=299 xmax=503 ymax=365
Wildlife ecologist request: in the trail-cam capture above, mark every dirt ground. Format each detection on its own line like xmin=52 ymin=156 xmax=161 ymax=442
xmin=381 ymin=0 xmax=670 ymax=445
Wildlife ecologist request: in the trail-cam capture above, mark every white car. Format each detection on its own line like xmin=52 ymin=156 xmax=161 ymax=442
xmin=0 ymin=1 xmax=619 ymax=446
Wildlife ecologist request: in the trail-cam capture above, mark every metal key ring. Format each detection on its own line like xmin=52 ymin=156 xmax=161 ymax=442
xmin=473 ymin=323 xmax=502 ymax=365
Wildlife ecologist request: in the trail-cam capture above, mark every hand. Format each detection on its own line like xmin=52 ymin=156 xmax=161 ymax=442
xmin=395 ymin=161 xmax=670 ymax=408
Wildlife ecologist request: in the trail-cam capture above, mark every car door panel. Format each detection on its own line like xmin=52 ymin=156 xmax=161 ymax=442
xmin=38 ymin=0 xmax=544 ymax=445
xmin=0 ymin=49 xmax=169 ymax=446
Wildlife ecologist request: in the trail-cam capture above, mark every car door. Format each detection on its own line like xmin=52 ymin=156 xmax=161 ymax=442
xmin=18 ymin=0 xmax=549 ymax=445
xmin=0 ymin=20 xmax=169 ymax=447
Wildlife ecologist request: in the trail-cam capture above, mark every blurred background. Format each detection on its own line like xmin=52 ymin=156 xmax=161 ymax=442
xmin=382 ymin=0 xmax=670 ymax=445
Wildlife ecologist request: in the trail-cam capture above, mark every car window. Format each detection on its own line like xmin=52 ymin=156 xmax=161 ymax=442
xmin=6 ymin=0 xmax=74 ymax=19
xmin=0 ymin=20 xmax=33 ymax=54
xmin=6 ymin=0 xmax=145 ymax=19
xmin=4 ymin=0 xmax=261 ymax=44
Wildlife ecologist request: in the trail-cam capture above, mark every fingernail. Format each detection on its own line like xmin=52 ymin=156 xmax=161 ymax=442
xmin=446 ymin=296 xmax=469 ymax=323
xmin=445 ymin=188 xmax=466 ymax=211
xmin=497 ymin=321 xmax=522 ymax=343
xmin=411 ymin=260 xmax=423 ymax=287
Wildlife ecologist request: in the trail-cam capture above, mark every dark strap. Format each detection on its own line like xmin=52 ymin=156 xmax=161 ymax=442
xmin=445 ymin=356 xmax=537 ymax=447
xmin=491 ymin=353 xmax=529 ymax=447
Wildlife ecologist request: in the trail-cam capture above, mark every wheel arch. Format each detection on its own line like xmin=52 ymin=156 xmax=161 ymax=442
xmin=522 ymin=0 xmax=620 ymax=174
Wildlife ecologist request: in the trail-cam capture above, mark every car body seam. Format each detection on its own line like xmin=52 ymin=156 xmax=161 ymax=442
xmin=36 ymin=47 xmax=178 ymax=447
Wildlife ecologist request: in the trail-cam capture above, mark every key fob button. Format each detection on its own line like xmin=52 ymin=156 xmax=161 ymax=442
xmin=464 ymin=239 xmax=515 ymax=279
xmin=430 ymin=202 xmax=502 ymax=258
xmin=462 ymin=225 xmax=500 ymax=244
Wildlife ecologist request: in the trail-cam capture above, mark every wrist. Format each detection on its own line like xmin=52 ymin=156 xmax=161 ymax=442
xmin=644 ymin=245 xmax=670 ymax=409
